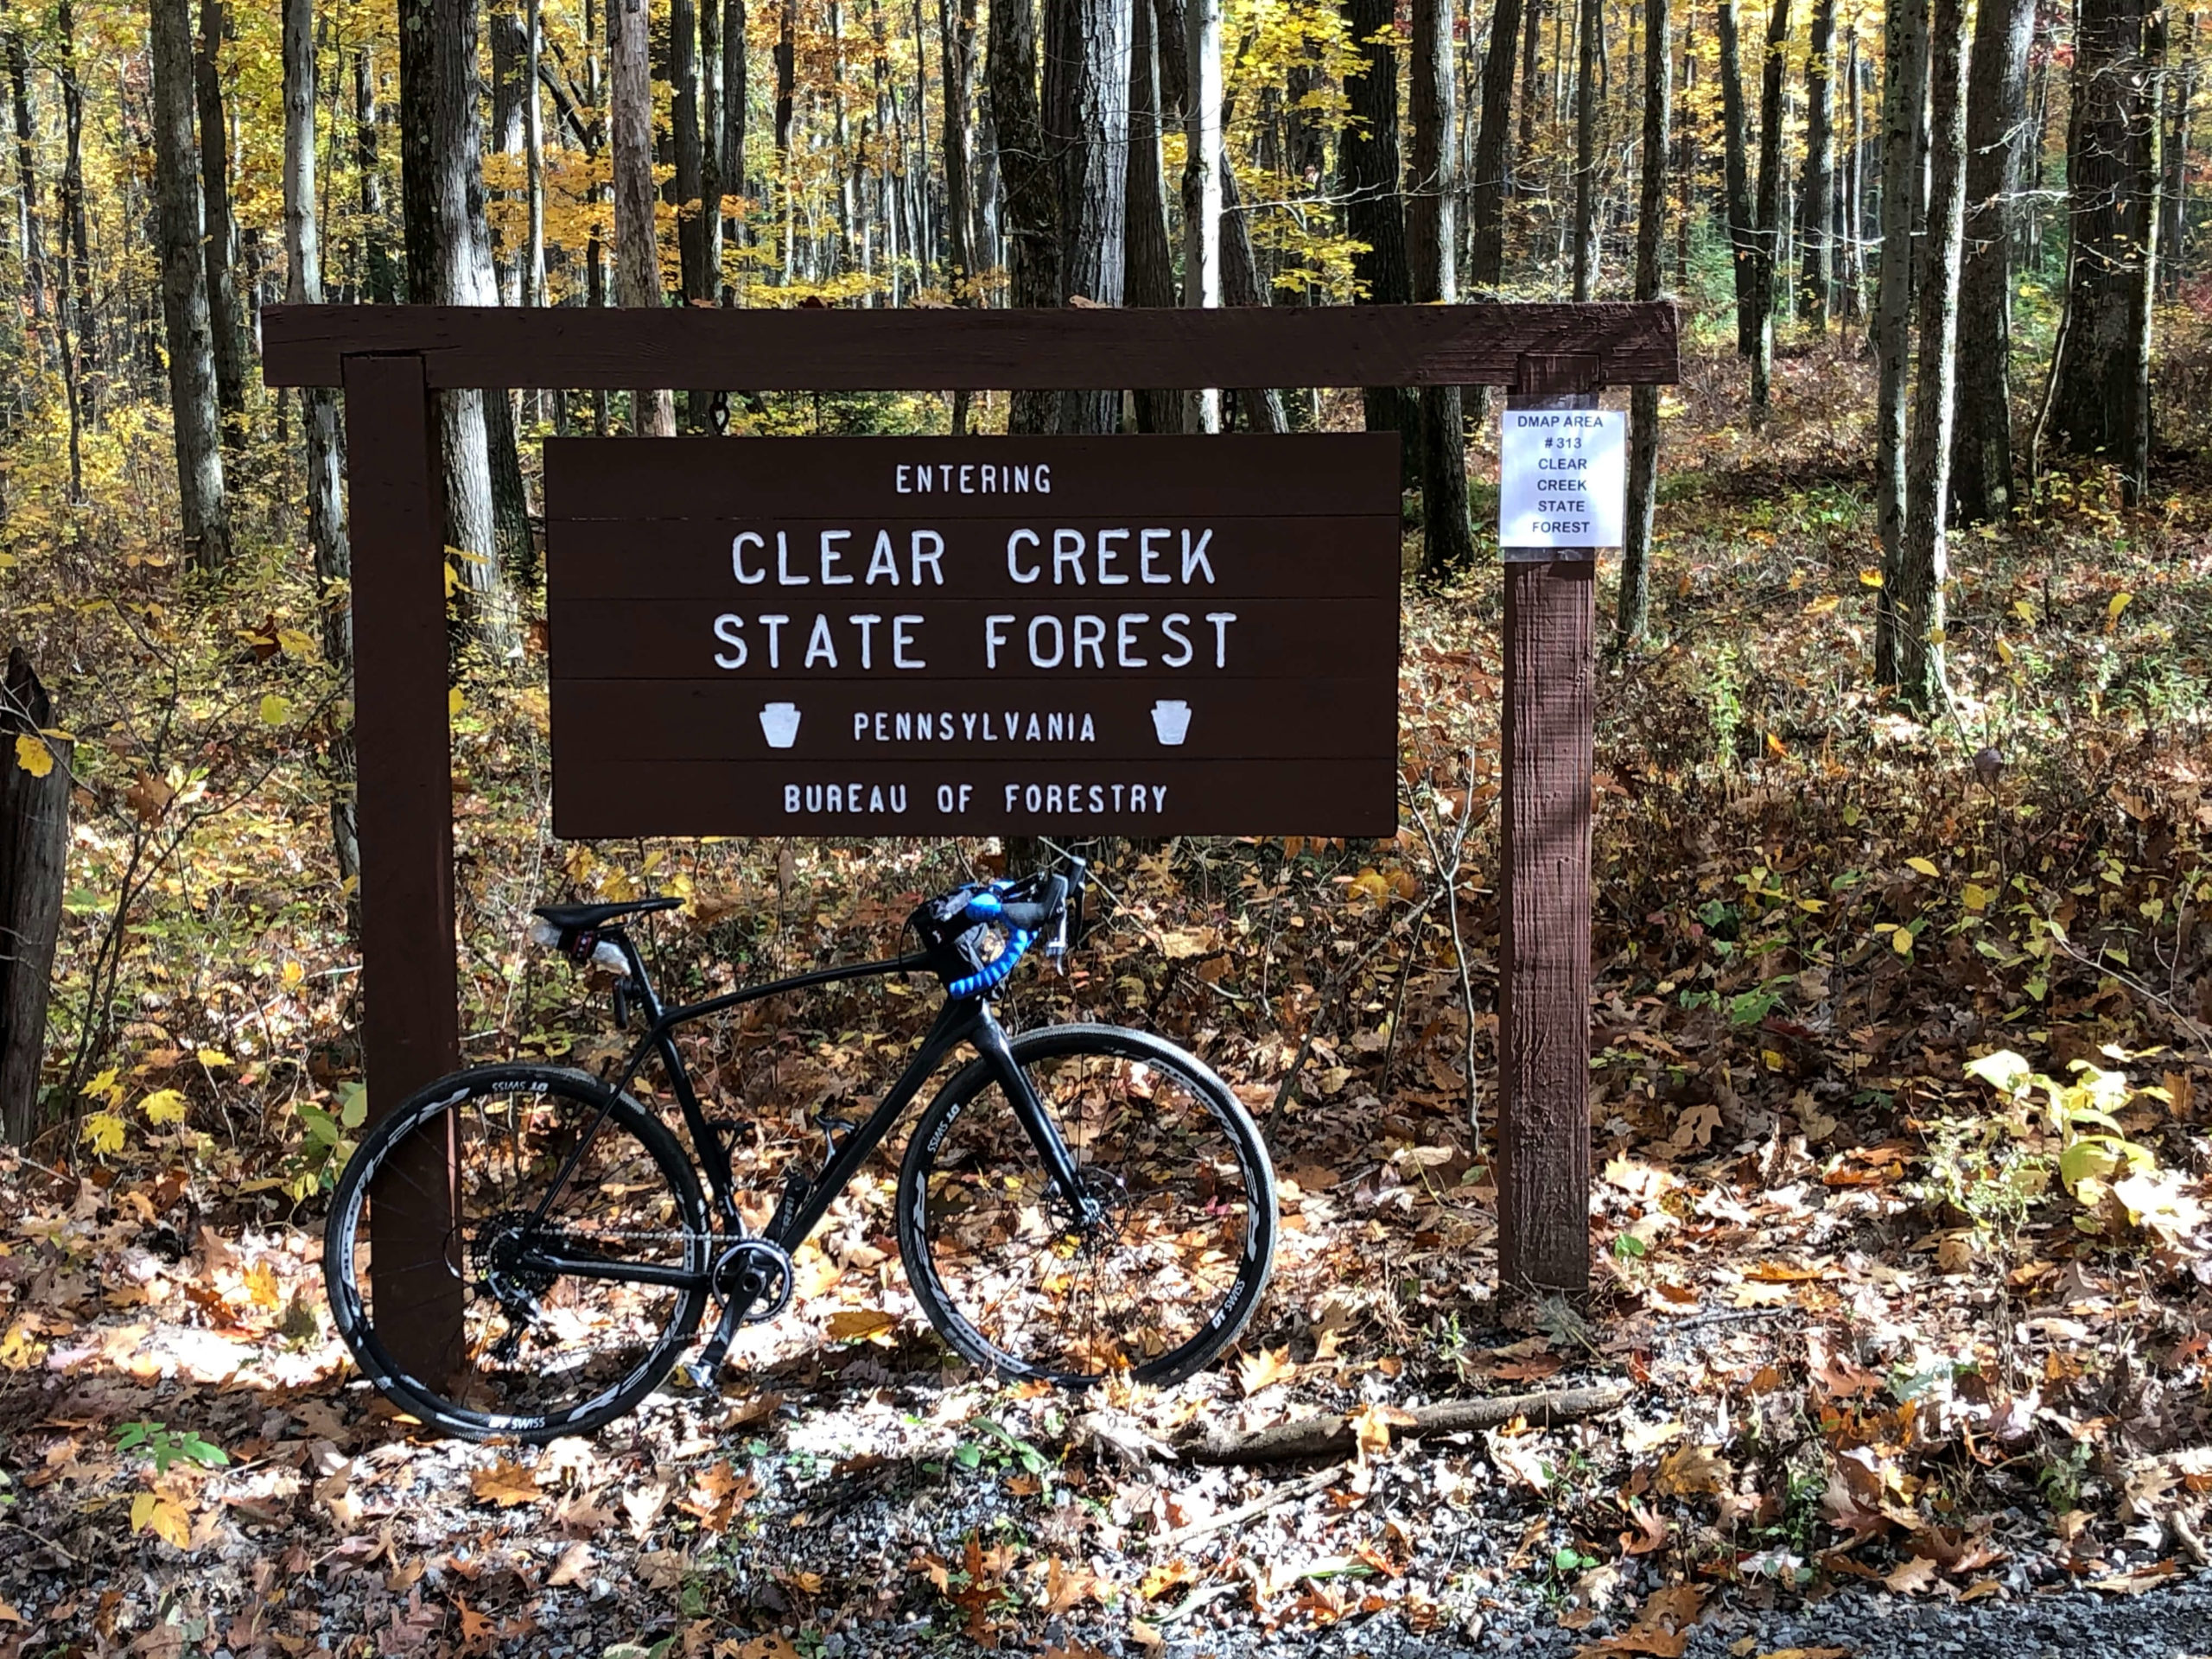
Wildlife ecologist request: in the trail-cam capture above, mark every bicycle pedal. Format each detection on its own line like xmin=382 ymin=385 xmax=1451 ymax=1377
xmin=680 ymin=1354 xmax=721 ymax=1390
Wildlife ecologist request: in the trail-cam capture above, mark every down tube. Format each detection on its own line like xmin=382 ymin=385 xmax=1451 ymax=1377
xmin=768 ymin=999 xmax=984 ymax=1250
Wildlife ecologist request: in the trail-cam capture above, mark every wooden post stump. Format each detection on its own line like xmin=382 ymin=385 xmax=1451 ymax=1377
xmin=0 ymin=650 xmax=71 ymax=1147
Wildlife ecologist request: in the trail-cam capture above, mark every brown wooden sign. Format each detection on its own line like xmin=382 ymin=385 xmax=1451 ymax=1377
xmin=546 ymin=434 xmax=1402 ymax=837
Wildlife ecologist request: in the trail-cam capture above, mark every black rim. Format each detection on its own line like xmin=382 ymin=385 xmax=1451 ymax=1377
xmin=327 ymin=1071 xmax=708 ymax=1436
xmin=907 ymin=1038 xmax=1269 ymax=1382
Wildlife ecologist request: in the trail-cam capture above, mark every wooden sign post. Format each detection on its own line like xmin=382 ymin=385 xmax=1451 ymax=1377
xmin=1497 ymin=353 xmax=1618 ymax=1298
xmin=263 ymin=304 xmax=1675 ymax=1377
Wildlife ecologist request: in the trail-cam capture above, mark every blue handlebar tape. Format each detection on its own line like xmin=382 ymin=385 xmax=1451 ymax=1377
xmin=948 ymin=928 xmax=1033 ymax=999
xmin=963 ymin=890 xmax=1005 ymax=920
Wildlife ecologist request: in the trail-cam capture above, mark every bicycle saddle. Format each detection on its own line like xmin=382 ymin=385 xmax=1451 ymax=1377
xmin=532 ymin=896 xmax=681 ymax=930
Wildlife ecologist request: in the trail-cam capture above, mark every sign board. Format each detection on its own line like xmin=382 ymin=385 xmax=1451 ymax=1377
xmin=1498 ymin=407 xmax=1626 ymax=551
xmin=545 ymin=435 xmax=1402 ymax=838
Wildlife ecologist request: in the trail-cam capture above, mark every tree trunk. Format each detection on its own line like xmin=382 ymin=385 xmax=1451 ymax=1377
xmin=1840 ymin=28 xmax=1864 ymax=316
xmin=1044 ymin=0 xmax=1130 ymax=435
xmin=59 ymin=0 xmax=95 ymax=389
xmin=2159 ymin=16 xmax=2193 ymax=296
xmin=1342 ymin=0 xmax=1420 ymax=473
xmin=524 ymin=0 xmax=548 ymax=307
xmin=1949 ymin=0 xmax=2034 ymax=521
xmin=399 ymin=0 xmax=514 ymax=641
xmin=1218 ymin=160 xmax=1289 ymax=431
xmin=1519 ymin=0 xmax=1545 ymax=159
xmin=0 ymin=651 xmax=70 ymax=1147
xmin=1126 ymin=0 xmax=1179 ymax=433
xmin=988 ymin=0 xmax=1058 ymax=432
xmin=489 ymin=5 xmax=527 ymax=303
xmin=725 ymin=0 xmax=747 ymax=257
xmin=1885 ymin=0 xmax=1967 ymax=709
xmin=699 ymin=0 xmax=724 ymax=306
xmin=1468 ymin=0 xmax=1526 ymax=295
xmin=1414 ymin=0 xmax=1472 ymax=575
xmin=1621 ymin=0 xmax=1671 ymax=639
xmin=1872 ymin=0 xmax=1928 ymax=686
xmin=195 ymin=0 xmax=246 ymax=433
xmin=7 ymin=32 xmax=42 ymax=327
xmin=671 ymin=0 xmax=709 ymax=426
xmin=1800 ymin=0 xmax=1835 ymax=326
xmin=1180 ymin=0 xmax=1220 ymax=432
xmin=283 ymin=0 xmax=359 ymax=893
xmin=1749 ymin=0 xmax=1791 ymax=416
xmin=1679 ymin=6 xmax=1699 ymax=280
xmin=150 ymin=0 xmax=232 ymax=571
xmin=610 ymin=0 xmax=675 ymax=434
xmin=356 ymin=47 xmax=398 ymax=302
xmin=941 ymin=0 xmax=977 ymax=289
xmin=2046 ymin=0 xmax=2159 ymax=500
xmin=1570 ymin=0 xmax=1599 ymax=297
xmin=1717 ymin=0 xmax=1758 ymax=353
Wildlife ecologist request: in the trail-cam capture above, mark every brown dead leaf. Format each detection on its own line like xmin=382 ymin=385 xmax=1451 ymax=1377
xmin=1881 ymin=1554 xmax=1939 ymax=1594
xmin=545 ymin=1541 xmax=594 ymax=1587
xmin=1654 ymin=1443 xmax=1729 ymax=1497
xmin=1348 ymin=1401 xmax=1419 ymax=1461
xmin=2087 ymin=1560 xmax=2179 ymax=1595
xmin=825 ymin=1309 xmax=897 ymax=1342
xmin=1236 ymin=1345 xmax=1300 ymax=1395
xmin=622 ymin=1481 xmax=671 ymax=1540
xmin=1042 ymin=1555 xmax=1110 ymax=1614
xmin=1618 ymin=1501 xmax=1670 ymax=1555
xmin=470 ymin=1459 xmax=540 ymax=1508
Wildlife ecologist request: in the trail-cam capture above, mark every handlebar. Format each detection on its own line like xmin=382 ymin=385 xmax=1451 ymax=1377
xmin=944 ymin=859 xmax=1086 ymax=998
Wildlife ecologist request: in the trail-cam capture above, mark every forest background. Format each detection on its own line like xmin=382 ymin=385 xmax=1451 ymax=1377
xmin=0 ymin=0 xmax=2208 ymax=1649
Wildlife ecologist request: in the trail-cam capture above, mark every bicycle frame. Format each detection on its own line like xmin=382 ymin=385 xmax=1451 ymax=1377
xmin=517 ymin=938 xmax=1090 ymax=1297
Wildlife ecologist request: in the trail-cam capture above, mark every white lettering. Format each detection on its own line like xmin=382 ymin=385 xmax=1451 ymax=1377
xmin=712 ymin=613 xmax=747 ymax=668
xmin=1117 ymin=613 xmax=1148 ymax=667
xmin=1161 ymin=613 xmax=1193 ymax=667
xmin=1181 ymin=529 xmax=1217 ymax=584
xmin=732 ymin=531 xmax=766 ymax=584
xmin=1007 ymin=530 xmax=1041 ymax=584
xmin=1140 ymin=528 xmax=1170 ymax=583
xmin=1205 ymin=611 xmax=1236 ymax=667
xmin=866 ymin=531 xmax=900 ymax=583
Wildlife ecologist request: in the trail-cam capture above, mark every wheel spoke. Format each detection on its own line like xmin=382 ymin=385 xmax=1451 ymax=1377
xmin=910 ymin=1040 xmax=1266 ymax=1384
xmin=329 ymin=1071 xmax=707 ymax=1438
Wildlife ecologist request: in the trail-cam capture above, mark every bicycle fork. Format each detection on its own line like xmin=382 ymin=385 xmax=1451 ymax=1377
xmin=682 ymin=999 xmax=1096 ymax=1386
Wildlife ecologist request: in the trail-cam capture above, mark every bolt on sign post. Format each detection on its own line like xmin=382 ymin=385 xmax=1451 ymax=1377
xmin=262 ymin=304 xmax=1675 ymax=1382
xmin=1497 ymin=353 xmax=1627 ymax=1297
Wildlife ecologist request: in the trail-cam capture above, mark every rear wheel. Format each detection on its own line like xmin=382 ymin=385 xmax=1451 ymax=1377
xmin=322 ymin=1064 xmax=710 ymax=1442
xmin=896 ymin=1025 xmax=1275 ymax=1385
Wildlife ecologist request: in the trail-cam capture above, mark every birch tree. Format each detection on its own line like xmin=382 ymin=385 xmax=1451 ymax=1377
xmin=149 ymin=0 xmax=231 ymax=571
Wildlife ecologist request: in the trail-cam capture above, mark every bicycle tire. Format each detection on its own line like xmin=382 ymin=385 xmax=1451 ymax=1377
xmin=895 ymin=1023 xmax=1277 ymax=1386
xmin=323 ymin=1063 xmax=711 ymax=1442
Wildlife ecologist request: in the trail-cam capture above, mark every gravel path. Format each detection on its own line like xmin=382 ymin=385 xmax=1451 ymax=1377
xmin=1154 ymin=1579 xmax=2212 ymax=1659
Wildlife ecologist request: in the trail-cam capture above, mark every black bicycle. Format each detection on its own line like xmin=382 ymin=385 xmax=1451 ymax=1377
xmin=322 ymin=858 xmax=1278 ymax=1442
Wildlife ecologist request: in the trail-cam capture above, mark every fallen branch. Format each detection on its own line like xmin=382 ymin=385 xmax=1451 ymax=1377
xmin=1147 ymin=1462 xmax=1347 ymax=1552
xmin=1177 ymin=1382 xmax=1631 ymax=1465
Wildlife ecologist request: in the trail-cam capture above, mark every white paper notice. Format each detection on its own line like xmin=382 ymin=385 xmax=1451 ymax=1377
xmin=1498 ymin=407 xmax=1627 ymax=551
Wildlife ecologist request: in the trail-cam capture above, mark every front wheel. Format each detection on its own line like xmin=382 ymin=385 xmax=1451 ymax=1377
xmin=896 ymin=1024 xmax=1276 ymax=1386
